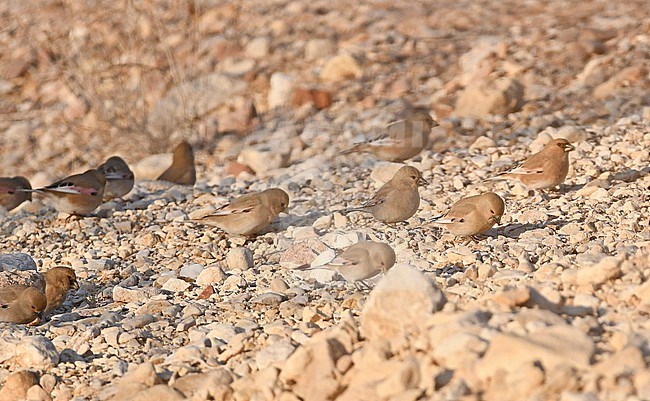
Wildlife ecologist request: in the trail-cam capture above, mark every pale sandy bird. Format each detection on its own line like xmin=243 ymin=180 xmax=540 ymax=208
xmin=345 ymin=166 xmax=427 ymax=223
xmin=0 ymin=286 xmax=47 ymax=324
xmin=43 ymin=267 xmax=79 ymax=314
xmin=490 ymin=138 xmax=575 ymax=189
xmin=342 ymin=107 xmax=437 ymax=162
xmin=157 ymin=141 xmax=196 ymax=185
xmin=0 ymin=176 xmax=32 ymax=211
xmin=193 ymin=188 xmax=289 ymax=236
xmin=296 ymin=241 xmax=396 ymax=290
xmin=97 ymin=156 xmax=134 ymax=200
xmin=430 ymin=192 xmax=505 ymax=239
xmin=29 ymin=169 xmax=106 ymax=215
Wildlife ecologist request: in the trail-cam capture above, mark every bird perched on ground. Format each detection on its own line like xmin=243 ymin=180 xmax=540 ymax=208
xmin=192 ymin=188 xmax=289 ymax=236
xmin=157 ymin=141 xmax=196 ymax=185
xmin=28 ymin=169 xmax=106 ymax=216
xmin=0 ymin=286 xmax=47 ymax=324
xmin=344 ymin=166 xmax=427 ymax=223
xmin=489 ymin=138 xmax=575 ymax=189
xmin=295 ymin=241 xmax=396 ymax=289
xmin=342 ymin=107 xmax=437 ymax=162
xmin=43 ymin=267 xmax=79 ymax=314
xmin=0 ymin=176 xmax=32 ymax=211
xmin=97 ymin=156 xmax=134 ymax=200
xmin=430 ymin=192 xmax=505 ymax=239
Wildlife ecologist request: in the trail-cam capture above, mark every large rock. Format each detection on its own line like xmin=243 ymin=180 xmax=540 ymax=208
xmin=279 ymin=322 xmax=357 ymax=401
xmin=132 ymin=153 xmax=173 ymax=180
xmin=0 ymin=336 xmax=59 ymax=370
xmin=361 ymin=264 xmax=446 ymax=349
xmin=147 ymin=73 xmax=247 ymax=137
xmin=237 ymin=144 xmax=291 ymax=175
xmin=0 ymin=370 xmax=39 ymax=401
xmin=478 ymin=325 xmax=594 ymax=380
xmin=0 ymin=253 xmax=37 ymax=271
xmin=576 ymin=255 xmax=624 ymax=288
xmin=454 ymin=77 xmax=524 ymax=117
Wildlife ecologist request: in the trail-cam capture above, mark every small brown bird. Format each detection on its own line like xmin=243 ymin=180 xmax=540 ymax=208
xmin=193 ymin=188 xmax=289 ymax=236
xmin=0 ymin=176 xmax=32 ymax=211
xmin=490 ymin=138 xmax=575 ymax=189
xmin=32 ymin=169 xmax=106 ymax=215
xmin=0 ymin=286 xmax=47 ymax=324
xmin=43 ymin=267 xmax=79 ymax=314
xmin=430 ymin=192 xmax=505 ymax=239
xmin=345 ymin=166 xmax=427 ymax=223
xmin=342 ymin=108 xmax=437 ymax=162
xmin=296 ymin=241 xmax=396 ymax=289
xmin=97 ymin=156 xmax=134 ymax=200
xmin=157 ymin=141 xmax=196 ymax=185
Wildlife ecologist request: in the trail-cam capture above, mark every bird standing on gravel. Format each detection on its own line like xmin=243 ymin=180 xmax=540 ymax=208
xmin=489 ymin=138 xmax=575 ymax=190
xmin=0 ymin=285 xmax=47 ymax=325
xmin=342 ymin=107 xmax=437 ymax=162
xmin=295 ymin=241 xmax=396 ymax=290
xmin=97 ymin=156 xmax=134 ymax=200
xmin=28 ymin=169 xmax=106 ymax=216
xmin=192 ymin=188 xmax=289 ymax=236
xmin=0 ymin=176 xmax=32 ymax=211
xmin=43 ymin=267 xmax=79 ymax=314
xmin=430 ymin=192 xmax=505 ymax=239
xmin=344 ymin=165 xmax=428 ymax=224
xmin=157 ymin=141 xmax=196 ymax=185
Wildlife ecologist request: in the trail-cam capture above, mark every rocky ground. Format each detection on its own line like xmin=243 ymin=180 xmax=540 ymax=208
xmin=1 ymin=0 xmax=649 ymax=400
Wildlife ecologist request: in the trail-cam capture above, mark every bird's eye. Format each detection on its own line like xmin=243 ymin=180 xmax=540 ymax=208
xmin=490 ymin=210 xmax=495 ymax=214
xmin=459 ymin=218 xmax=465 ymax=223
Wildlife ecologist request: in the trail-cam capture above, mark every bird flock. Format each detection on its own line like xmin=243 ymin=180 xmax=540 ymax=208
xmin=0 ymin=106 xmax=575 ymax=325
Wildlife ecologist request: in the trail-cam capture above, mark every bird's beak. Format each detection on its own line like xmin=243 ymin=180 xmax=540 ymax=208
xmin=493 ymin=215 xmax=503 ymax=224
xmin=71 ymin=280 xmax=80 ymax=291
xmin=417 ymin=177 xmax=428 ymax=186
xmin=104 ymin=173 xmax=127 ymax=180
xmin=28 ymin=315 xmax=42 ymax=326
xmin=563 ymin=143 xmax=575 ymax=152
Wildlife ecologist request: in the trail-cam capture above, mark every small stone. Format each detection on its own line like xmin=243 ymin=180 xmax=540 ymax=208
xmin=196 ymin=265 xmax=228 ymax=286
xmin=225 ymin=161 xmax=255 ymax=177
xmin=245 ymin=36 xmax=270 ymax=58
xmin=291 ymin=88 xmax=333 ymax=110
xmin=113 ymin=286 xmax=161 ymax=303
xmin=320 ymin=54 xmax=362 ymax=82
xmin=252 ymin=292 xmax=286 ymax=306
xmin=455 ymin=77 xmax=524 ymax=117
xmin=162 ymin=278 xmax=192 ymax=292
xmin=270 ymin=278 xmax=289 ymax=292
xmin=238 ymin=145 xmax=291 ymax=175
xmin=268 ymin=72 xmax=295 ymax=109
xmin=305 ymin=38 xmax=336 ymax=60
xmin=256 ymin=340 xmax=295 ymax=370
xmin=226 ymin=247 xmax=254 ymax=271
xmin=470 ymin=135 xmax=497 ymax=150
xmin=179 ymin=264 xmax=204 ymax=281
xmin=279 ymin=239 xmax=329 ymax=269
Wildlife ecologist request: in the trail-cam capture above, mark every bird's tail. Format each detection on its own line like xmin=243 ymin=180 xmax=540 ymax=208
xmin=340 ymin=144 xmax=370 ymax=155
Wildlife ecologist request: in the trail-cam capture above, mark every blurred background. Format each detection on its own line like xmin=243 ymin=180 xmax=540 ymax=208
xmin=0 ymin=0 xmax=648 ymax=177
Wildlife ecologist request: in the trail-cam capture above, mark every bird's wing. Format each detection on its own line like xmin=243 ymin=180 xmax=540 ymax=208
xmin=42 ymin=180 xmax=98 ymax=195
xmin=361 ymin=184 xmax=396 ymax=208
xmin=208 ymin=194 xmax=262 ymax=216
xmin=432 ymin=201 xmax=477 ymax=224
xmin=336 ymin=246 xmax=371 ymax=267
